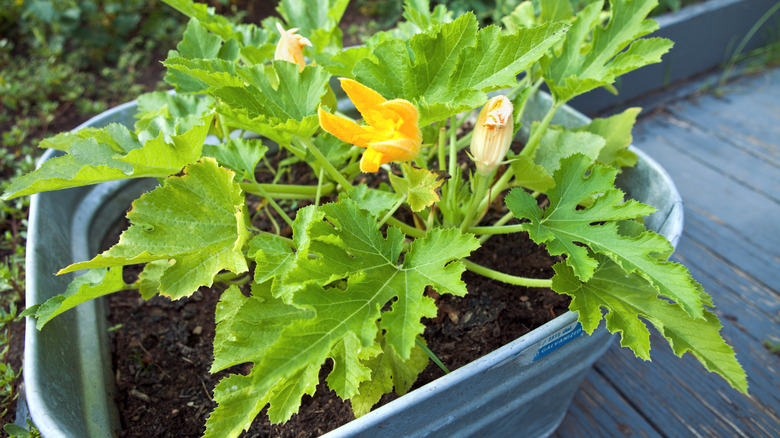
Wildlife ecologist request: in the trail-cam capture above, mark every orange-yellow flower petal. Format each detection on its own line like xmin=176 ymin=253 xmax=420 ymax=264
xmin=275 ymin=23 xmax=311 ymax=72
xmin=360 ymin=148 xmax=393 ymax=173
xmin=318 ymin=80 xmax=422 ymax=173
xmin=367 ymin=138 xmax=421 ymax=162
xmin=317 ymin=107 xmax=374 ymax=148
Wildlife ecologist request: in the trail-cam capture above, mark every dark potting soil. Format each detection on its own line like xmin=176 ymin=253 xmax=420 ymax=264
xmin=107 ymin=200 xmax=569 ymax=437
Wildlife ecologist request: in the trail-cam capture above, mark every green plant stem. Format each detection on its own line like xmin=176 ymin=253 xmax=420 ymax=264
xmin=460 ymin=172 xmax=490 ymax=232
xmin=294 ymin=136 xmax=354 ymax=191
xmin=240 ymin=182 xmax=334 ymax=199
xmin=468 ymin=222 xmax=524 ymax=236
xmin=437 ymin=126 xmax=447 ymax=172
xmin=519 ymin=99 xmax=563 ymax=159
xmin=251 ymin=183 xmax=294 ymax=227
xmin=314 ymin=167 xmax=325 ymax=208
xmin=415 ymin=338 xmax=450 ymax=374
xmin=447 ymin=116 xmax=458 ymax=202
xmin=385 ymin=217 xmax=425 ymax=238
xmin=461 ymin=259 xmax=552 ymax=288
xmin=378 ymin=194 xmax=408 ymax=227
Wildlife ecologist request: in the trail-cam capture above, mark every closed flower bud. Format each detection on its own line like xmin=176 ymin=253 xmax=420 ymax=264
xmin=274 ymin=23 xmax=312 ymax=72
xmin=470 ymin=95 xmax=514 ymax=176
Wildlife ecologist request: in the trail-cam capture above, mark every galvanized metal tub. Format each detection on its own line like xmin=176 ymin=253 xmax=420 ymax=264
xmin=23 ymin=92 xmax=683 ymax=437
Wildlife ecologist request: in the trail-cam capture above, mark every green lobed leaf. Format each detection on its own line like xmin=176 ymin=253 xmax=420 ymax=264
xmin=204 ymin=199 xmax=478 ymax=434
xmin=506 ymin=154 xmax=706 ymax=319
xmin=203 ymin=138 xmax=268 ymax=181
xmin=352 ymin=14 xmax=568 ymax=125
xmin=247 ymin=234 xmax=297 ymax=301
xmin=553 ymin=257 xmax=747 ymax=394
xmin=58 ymin=158 xmax=249 ymax=300
xmin=542 ymin=0 xmax=673 ymax=102
xmin=2 ymin=113 xmax=213 ymax=200
xmin=212 ymin=284 xmax=313 ymax=372
xmin=339 ymin=184 xmax=403 ymax=217
xmin=351 ymin=332 xmax=429 ymax=417
xmin=388 ymin=163 xmax=446 ymax=212
xmin=326 ymin=333 xmax=376 ymax=401
xmin=508 ymin=155 xmax=555 ymax=192
xmin=574 ymin=107 xmax=640 ymax=167
xmin=32 ymin=268 xmax=128 ymax=330
xmin=534 ymin=128 xmax=606 ymax=174
xmin=164 ymin=59 xmax=330 ymax=142
xmin=134 ymin=91 xmax=215 ymax=134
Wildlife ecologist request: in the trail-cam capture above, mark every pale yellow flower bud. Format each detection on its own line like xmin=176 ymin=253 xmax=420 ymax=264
xmin=470 ymin=95 xmax=514 ymax=176
xmin=274 ymin=23 xmax=312 ymax=72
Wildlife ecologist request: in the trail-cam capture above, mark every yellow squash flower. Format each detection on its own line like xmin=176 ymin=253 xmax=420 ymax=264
xmin=470 ymin=95 xmax=514 ymax=176
xmin=274 ymin=23 xmax=312 ymax=72
xmin=318 ymin=78 xmax=422 ymax=173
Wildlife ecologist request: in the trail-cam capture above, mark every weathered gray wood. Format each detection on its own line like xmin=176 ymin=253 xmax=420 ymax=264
xmin=593 ymin=326 xmax=780 ymax=438
xmin=631 ymin=130 xmax=780 ymax=255
xmin=682 ymin=207 xmax=780 ymax=291
xmin=554 ymin=371 xmax=662 ymax=438
xmin=673 ymin=235 xmax=780 ymax=342
xmin=632 ymin=114 xmax=780 ymax=203
xmin=667 ymin=69 xmax=780 ymax=165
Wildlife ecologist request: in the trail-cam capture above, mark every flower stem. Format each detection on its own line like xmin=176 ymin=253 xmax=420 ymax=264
xmin=378 ymin=194 xmax=408 ymax=228
xmin=251 ymin=183 xmax=294 ymax=227
xmin=467 ymin=223 xmax=525 ymax=236
xmin=461 ymin=259 xmax=552 ymax=288
xmin=385 ymin=217 xmax=425 ymax=238
xmin=519 ymin=99 xmax=563 ymax=160
xmin=295 ymin=136 xmax=354 ymax=191
xmin=460 ymin=172 xmax=490 ymax=232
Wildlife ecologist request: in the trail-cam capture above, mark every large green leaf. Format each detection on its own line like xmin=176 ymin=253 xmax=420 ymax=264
xmin=164 ymin=59 xmax=330 ymax=142
xmin=574 ymin=107 xmax=640 ymax=167
xmin=352 ymin=13 xmax=568 ymax=125
xmin=58 ymin=158 xmax=249 ymax=299
xmin=351 ymin=332 xmax=429 ymax=417
xmin=203 ymin=199 xmax=479 ymax=436
xmin=2 ymin=113 xmax=213 ymax=200
xmin=553 ymin=257 xmax=747 ymax=394
xmin=542 ymin=0 xmax=673 ymax=102
xmin=28 ymin=268 xmax=128 ymax=330
xmin=506 ymin=154 xmax=706 ymax=319
xmin=212 ymin=284 xmax=313 ymax=372
xmin=534 ymin=128 xmax=606 ymax=174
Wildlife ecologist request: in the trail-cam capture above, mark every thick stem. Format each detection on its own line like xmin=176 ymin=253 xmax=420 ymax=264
xmin=294 ymin=136 xmax=354 ymax=192
xmin=468 ymin=222 xmax=525 ymax=236
xmin=461 ymin=259 xmax=552 ymax=288
xmin=251 ymin=183 xmax=294 ymax=227
xmin=519 ymin=99 xmax=563 ymax=160
xmin=378 ymin=194 xmax=408 ymax=227
xmin=385 ymin=217 xmax=425 ymax=238
xmin=459 ymin=172 xmax=490 ymax=232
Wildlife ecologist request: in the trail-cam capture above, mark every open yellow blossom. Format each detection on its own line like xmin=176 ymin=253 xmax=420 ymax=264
xmin=471 ymin=95 xmax=514 ymax=176
xmin=274 ymin=23 xmax=311 ymax=72
xmin=318 ymin=78 xmax=422 ymax=172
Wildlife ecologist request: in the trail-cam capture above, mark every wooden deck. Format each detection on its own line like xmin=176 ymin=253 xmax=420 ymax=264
xmin=554 ymin=67 xmax=780 ymax=438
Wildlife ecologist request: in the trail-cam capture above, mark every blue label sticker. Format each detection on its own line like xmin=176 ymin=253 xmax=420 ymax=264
xmin=532 ymin=322 xmax=583 ymax=362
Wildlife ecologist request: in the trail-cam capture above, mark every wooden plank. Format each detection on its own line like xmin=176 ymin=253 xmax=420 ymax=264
xmin=682 ymin=207 xmax=780 ymax=292
xmin=666 ymin=69 xmax=780 ymax=165
xmin=633 ymin=115 xmax=780 ymax=203
xmin=673 ymin=234 xmax=780 ymax=342
xmin=554 ymin=370 xmax=662 ymax=438
xmin=630 ymin=132 xmax=780 ymax=256
xmin=592 ymin=319 xmax=780 ymax=438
